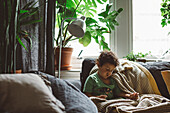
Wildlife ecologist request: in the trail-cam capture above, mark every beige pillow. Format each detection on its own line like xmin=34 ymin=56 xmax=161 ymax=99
xmin=0 ymin=73 xmax=65 ymax=113
xmin=161 ymin=70 xmax=170 ymax=94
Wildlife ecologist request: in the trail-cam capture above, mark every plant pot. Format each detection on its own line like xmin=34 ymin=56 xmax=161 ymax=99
xmin=54 ymin=47 xmax=73 ymax=70
xmin=11 ymin=69 xmax=22 ymax=74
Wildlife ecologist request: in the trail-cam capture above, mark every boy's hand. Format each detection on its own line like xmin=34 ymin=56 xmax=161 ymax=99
xmin=129 ymin=92 xmax=139 ymax=100
xmin=97 ymin=95 xmax=107 ymax=99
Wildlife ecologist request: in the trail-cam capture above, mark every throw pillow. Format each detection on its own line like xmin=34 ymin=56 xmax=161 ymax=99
xmin=46 ymin=74 xmax=98 ymax=113
xmin=0 ymin=73 xmax=65 ymax=113
xmin=161 ymin=70 xmax=170 ymax=94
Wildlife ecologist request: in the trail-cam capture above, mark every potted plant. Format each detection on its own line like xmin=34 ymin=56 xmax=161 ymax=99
xmin=16 ymin=1 xmax=42 ymax=73
xmin=55 ymin=0 xmax=123 ymax=70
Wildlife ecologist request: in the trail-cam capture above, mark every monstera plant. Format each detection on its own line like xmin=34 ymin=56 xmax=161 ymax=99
xmin=55 ymin=0 xmax=123 ymax=70
xmin=55 ymin=0 xmax=123 ymax=50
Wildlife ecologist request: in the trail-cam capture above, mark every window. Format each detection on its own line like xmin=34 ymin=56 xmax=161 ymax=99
xmin=111 ymin=0 xmax=170 ymax=59
xmin=133 ymin=0 xmax=170 ymax=58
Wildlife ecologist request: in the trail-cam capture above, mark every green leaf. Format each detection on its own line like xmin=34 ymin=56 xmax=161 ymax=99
xmin=112 ymin=20 xmax=119 ymax=26
xmin=20 ymin=10 xmax=29 ymax=14
xmin=117 ymin=8 xmax=123 ymax=13
xmin=92 ymin=0 xmax=97 ymax=7
xmin=102 ymin=0 xmax=108 ymax=2
xmin=21 ymin=19 xmax=42 ymax=26
xmin=87 ymin=0 xmax=92 ymax=5
xmin=98 ymin=11 xmax=108 ymax=18
xmin=19 ymin=8 xmax=39 ymax=20
xmin=100 ymin=39 xmax=110 ymax=50
xmin=65 ymin=8 xmax=77 ymax=18
xmin=98 ymin=18 xmax=105 ymax=22
xmin=85 ymin=17 xmax=98 ymax=26
xmin=89 ymin=8 xmax=97 ymax=14
xmin=168 ymin=20 xmax=170 ymax=24
xmin=109 ymin=23 xmax=115 ymax=30
xmin=96 ymin=0 xmax=104 ymax=4
xmin=79 ymin=31 xmax=91 ymax=47
xmin=16 ymin=35 xmax=28 ymax=51
xmin=106 ymin=4 xmax=112 ymax=12
xmin=160 ymin=8 xmax=165 ymax=12
xmin=94 ymin=35 xmax=99 ymax=44
xmin=66 ymin=0 xmax=76 ymax=8
xmin=74 ymin=0 xmax=79 ymax=5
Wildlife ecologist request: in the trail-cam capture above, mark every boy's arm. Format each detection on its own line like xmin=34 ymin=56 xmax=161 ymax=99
xmin=83 ymin=75 xmax=108 ymax=99
xmin=84 ymin=92 xmax=107 ymax=99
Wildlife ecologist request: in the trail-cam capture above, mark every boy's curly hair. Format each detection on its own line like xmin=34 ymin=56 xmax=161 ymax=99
xmin=97 ymin=50 xmax=119 ymax=67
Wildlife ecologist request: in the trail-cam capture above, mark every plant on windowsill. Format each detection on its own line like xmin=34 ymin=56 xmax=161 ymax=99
xmin=123 ymin=51 xmax=151 ymax=62
xmin=55 ymin=0 xmax=123 ymax=70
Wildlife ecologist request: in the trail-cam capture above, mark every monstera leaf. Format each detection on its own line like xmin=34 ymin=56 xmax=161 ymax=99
xmin=79 ymin=3 xmax=123 ymax=50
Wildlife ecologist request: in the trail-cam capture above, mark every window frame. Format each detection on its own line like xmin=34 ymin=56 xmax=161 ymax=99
xmin=110 ymin=0 xmax=133 ymax=58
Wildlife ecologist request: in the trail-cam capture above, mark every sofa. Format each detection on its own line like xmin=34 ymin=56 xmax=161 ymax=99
xmin=0 ymin=58 xmax=170 ymax=113
xmin=80 ymin=58 xmax=170 ymax=113
xmin=80 ymin=58 xmax=170 ymax=98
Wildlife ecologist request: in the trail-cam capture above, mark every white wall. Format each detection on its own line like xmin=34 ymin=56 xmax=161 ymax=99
xmin=110 ymin=0 xmax=133 ymax=58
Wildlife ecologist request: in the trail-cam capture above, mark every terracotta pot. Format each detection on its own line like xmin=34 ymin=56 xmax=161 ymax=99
xmin=11 ymin=69 xmax=22 ymax=74
xmin=54 ymin=47 xmax=73 ymax=70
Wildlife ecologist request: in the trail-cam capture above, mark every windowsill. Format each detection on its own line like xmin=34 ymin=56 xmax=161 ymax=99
xmin=55 ymin=69 xmax=81 ymax=72
xmin=55 ymin=69 xmax=80 ymax=80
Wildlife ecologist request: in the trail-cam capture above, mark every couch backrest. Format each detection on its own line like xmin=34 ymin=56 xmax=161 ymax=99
xmin=80 ymin=58 xmax=96 ymax=91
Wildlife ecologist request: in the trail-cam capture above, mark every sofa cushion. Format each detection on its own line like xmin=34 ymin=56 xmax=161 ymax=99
xmin=0 ymin=73 xmax=65 ymax=113
xmin=139 ymin=61 xmax=170 ymax=99
xmin=46 ymin=73 xmax=98 ymax=113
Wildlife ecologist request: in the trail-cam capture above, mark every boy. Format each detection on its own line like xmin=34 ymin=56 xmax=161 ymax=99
xmin=83 ymin=50 xmax=139 ymax=100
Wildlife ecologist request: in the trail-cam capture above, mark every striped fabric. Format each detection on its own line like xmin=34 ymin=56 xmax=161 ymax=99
xmin=138 ymin=61 xmax=170 ymax=99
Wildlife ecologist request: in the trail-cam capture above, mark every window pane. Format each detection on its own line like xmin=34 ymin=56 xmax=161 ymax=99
xmin=133 ymin=0 xmax=170 ymax=58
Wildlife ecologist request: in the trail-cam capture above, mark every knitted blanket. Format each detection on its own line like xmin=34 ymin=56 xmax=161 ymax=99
xmin=89 ymin=60 xmax=170 ymax=113
xmin=112 ymin=60 xmax=159 ymax=95
xmin=91 ymin=94 xmax=170 ymax=113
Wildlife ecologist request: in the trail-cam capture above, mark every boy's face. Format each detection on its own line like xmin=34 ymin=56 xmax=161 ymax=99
xmin=97 ymin=62 xmax=116 ymax=80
